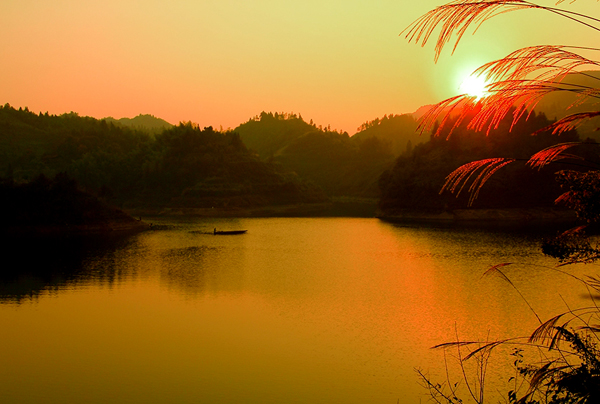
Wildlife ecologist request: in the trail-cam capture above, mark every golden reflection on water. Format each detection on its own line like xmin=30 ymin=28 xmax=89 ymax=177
xmin=0 ymin=218 xmax=592 ymax=403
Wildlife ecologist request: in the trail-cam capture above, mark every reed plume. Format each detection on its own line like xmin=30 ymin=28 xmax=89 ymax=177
xmin=409 ymin=2 xmax=600 ymax=402
xmin=441 ymin=158 xmax=516 ymax=206
xmin=404 ymin=1 xmax=542 ymax=63
xmin=527 ymin=142 xmax=583 ymax=170
xmin=408 ymin=0 xmax=600 ymax=201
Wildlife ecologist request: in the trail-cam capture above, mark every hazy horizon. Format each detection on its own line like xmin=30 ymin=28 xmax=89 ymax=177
xmin=6 ymin=103 xmax=425 ymax=135
xmin=3 ymin=0 xmax=598 ymax=133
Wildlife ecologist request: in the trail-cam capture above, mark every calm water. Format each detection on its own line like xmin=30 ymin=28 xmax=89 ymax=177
xmin=0 ymin=218 xmax=594 ymax=403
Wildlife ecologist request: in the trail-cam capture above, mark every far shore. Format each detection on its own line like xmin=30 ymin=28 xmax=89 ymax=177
xmin=125 ymin=198 xmax=380 ymax=218
xmin=1 ymin=205 xmax=582 ymax=239
xmin=125 ymin=201 xmax=580 ymax=230
xmin=378 ymin=207 xmax=579 ymax=229
xmin=0 ymin=219 xmax=150 ymax=237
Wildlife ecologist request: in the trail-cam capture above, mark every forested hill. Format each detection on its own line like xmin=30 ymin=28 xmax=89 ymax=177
xmin=350 ymin=114 xmax=425 ymax=156
xmin=236 ymin=111 xmax=425 ymax=160
xmin=3 ymin=103 xmax=585 ymax=218
xmin=379 ymin=108 xmax=587 ymax=215
xmin=103 ymin=114 xmax=173 ymax=136
xmin=0 ymin=104 xmax=326 ymax=211
xmin=235 ymin=112 xmax=317 ymax=160
xmin=235 ymin=112 xmax=403 ymax=197
xmin=0 ymin=174 xmax=147 ymax=234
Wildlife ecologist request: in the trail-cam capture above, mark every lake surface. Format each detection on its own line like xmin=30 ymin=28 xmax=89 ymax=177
xmin=0 ymin=217 xmax=593 ymax=403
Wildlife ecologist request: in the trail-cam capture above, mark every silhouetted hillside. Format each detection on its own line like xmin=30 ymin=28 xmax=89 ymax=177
xmin=235 ymin=112 xmax=318 ymax=159
xmin=0 ymin=173 xmax=147 ymax=234
xmin=0 ymin=105 xmax=327 ymax=212
xmin=274 ymin=129 xmax=395 ymax=197
xmin=379 ymin=108 xmax=585 ymax=215
xmin=103 ymin=114 xmax=173 ymax=136
xmin=351 ymin=114 xmax=425 ymax=156
xmin=140 ymin=123 xmax=326 ymax=209
xmin=234 ymin=112 xmax=396 ymax=197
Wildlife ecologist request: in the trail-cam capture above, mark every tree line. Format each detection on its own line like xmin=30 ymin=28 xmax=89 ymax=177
xmin=378 ymin=108 xmax=588 ymax=213
xmin=0 ymin=104 xmax=326 ymax=210
xmin=2 ymin=102 xmax=587 ymax=216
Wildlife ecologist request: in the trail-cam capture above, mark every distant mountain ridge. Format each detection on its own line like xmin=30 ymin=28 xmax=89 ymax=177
xmin=103 ymin=114 xmax=173 ymax=135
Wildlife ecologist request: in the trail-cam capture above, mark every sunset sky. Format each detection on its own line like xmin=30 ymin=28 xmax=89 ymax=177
xmin=2 ymin=0 xmax=598 ymax=134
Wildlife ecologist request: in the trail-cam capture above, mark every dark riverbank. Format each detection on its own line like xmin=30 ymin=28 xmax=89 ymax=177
xmin=126 ymin=202 xmax=579 ymax=232
xmin=378 ymin=207 xmax=578 ymax=230
xmin=126 ymin=197 xmax=379 ymax=218
xmin=0 ymin=175 xmax=150 ymax=237
xmin=1 ymin=218 xmax=150 ymax=237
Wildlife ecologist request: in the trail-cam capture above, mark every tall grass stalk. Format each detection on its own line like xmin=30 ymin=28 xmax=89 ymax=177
xmin=405 ymin=1 xmax=600 ymax=402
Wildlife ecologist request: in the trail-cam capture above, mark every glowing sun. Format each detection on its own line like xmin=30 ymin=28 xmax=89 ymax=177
xmin=459 ymin=74 xmax=489 ymax=99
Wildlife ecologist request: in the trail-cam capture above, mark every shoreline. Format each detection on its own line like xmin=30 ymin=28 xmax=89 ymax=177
xmin=126 ymin=202 xmax=579 ymax=230
xmin=378 ymin=207 xmax=578 ymax=229
xmin=1 ymin=206 xmax=581 ymax=237
xmin=126 ymin=198 xmax=379 ymax=218
xmin=0 ymin=219 xmax=150 ymax=237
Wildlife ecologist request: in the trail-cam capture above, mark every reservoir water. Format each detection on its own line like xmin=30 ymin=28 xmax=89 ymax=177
xmin=0 ymin=217 xmax=593 ymax=403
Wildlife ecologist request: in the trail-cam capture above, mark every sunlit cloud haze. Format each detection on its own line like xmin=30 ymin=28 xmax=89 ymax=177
xmin=2 ymin=0 xmax=597 ymax=133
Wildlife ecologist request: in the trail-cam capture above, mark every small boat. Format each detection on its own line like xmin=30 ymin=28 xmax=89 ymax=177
xmin=213 ymin=229 xmax=247 ymax=235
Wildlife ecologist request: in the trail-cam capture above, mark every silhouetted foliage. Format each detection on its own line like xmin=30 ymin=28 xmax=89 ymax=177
xmin=404 ymin=1 xmax=600 ymax=403
xmin=379 ymin=109 xmax=580 ymax=212
xmin=0 ymin=105 xmax=326 ymax=210
xmin=235 ymin=111 xmax=398 ymax=197
xmin=0 ymin=173 xmax=136 ymax=230
xmin=235 ymin=111 xmax=316 ymax=160
xmin=352 ymin=113 xmax=425 ymax=156
xmin=142 ymin=122 xmax=326 ymax=208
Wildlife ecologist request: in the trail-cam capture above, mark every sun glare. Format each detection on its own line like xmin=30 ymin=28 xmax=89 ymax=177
xmin=459 ymin=75 xmax=489 ymax=99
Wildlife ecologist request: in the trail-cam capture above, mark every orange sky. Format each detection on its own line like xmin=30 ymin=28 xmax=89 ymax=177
xmin=2 ymin=1 xmax=598 ymax=134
